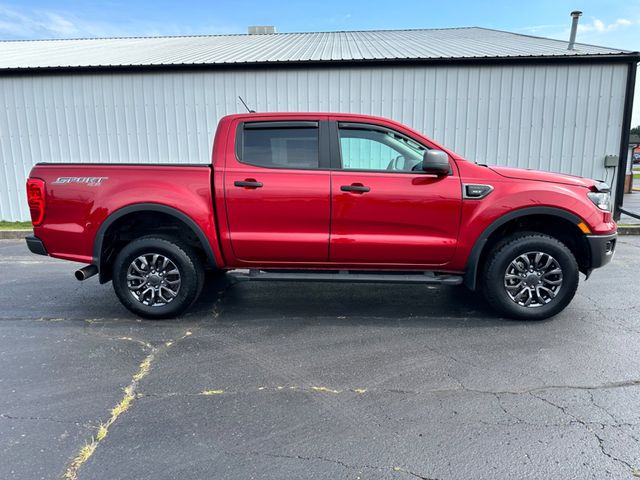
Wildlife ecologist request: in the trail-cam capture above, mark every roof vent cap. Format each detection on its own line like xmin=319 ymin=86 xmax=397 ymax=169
xmin=248 ymin=26 xmax=276 ymax=35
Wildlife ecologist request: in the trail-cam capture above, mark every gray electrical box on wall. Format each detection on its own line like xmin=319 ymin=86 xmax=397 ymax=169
xmin=604 ymin=155 xmax=619 ymax=167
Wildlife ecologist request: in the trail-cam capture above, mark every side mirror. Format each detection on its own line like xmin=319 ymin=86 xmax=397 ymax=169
xmin=422 ymin=150 xmax=450 ymax=175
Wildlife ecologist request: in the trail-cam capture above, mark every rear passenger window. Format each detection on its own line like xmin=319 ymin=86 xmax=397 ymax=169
xmin=241 ymin=126 xmax=319 ymax=169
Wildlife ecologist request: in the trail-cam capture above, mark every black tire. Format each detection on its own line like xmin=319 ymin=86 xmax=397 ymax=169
xmin=112 ymin=236 xmax=204 ymax=319
xmin=481 ymin=232 xmax=579 ymax=320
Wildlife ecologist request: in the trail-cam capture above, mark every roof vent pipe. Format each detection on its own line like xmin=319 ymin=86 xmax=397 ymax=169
xmin=568 ymin=10 xmax=582 ymax=50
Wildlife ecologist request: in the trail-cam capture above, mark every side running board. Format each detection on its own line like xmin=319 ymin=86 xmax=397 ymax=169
xmin=229 ymin=269 xmax=463 ymax=285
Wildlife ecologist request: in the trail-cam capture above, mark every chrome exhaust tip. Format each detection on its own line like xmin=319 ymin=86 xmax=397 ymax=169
xmin=75 ymin=264 xmax=98 ymax=281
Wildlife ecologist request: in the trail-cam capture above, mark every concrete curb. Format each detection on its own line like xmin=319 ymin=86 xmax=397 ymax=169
xmin=618 ymin=225 xmax=640 ymax=235
xmin=0 ymin=230 xmax=32 ymax=239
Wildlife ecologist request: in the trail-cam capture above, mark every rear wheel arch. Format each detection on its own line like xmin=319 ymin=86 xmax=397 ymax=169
xmin=93 ymin=204 xmax=217 ymax=283
xmin=464 ymin=207 xmax=590 ymax=290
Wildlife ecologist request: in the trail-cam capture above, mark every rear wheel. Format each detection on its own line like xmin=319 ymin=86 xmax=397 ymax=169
xmin=112 ymin=236 xmax=204 ymax=319
xmin=481 ymin=232 xmax=579 ymax=320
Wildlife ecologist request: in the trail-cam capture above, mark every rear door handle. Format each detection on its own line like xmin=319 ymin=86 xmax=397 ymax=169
xmin=340 ymin=184 xmax=370 ymax=193
xmin=234 ymin=179 xmax=263 ymax=189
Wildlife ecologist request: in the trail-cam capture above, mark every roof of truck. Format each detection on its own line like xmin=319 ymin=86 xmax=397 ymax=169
xmin=0 ymin=27 xmax=636 ymax=72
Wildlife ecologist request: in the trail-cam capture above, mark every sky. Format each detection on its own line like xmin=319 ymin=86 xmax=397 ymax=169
xmin=0 ymin=0 xmax=638 ymax=125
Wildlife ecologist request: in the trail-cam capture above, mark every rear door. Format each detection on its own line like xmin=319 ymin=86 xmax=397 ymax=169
xmin=223 ymin=119 xmax=331 ymax=263
xmin=329 ymin=121 xmax=462 ymax=266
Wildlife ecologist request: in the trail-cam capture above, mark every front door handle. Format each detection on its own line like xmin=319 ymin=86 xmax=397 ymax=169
xmin=340 ymin=184 xmax=370 ymax=193
xmin=234 ymin=179 xmax=263 ymax=189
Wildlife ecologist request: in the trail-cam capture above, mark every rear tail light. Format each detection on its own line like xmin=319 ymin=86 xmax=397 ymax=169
xmin=26 ymin=178 xmax=46 ymax=226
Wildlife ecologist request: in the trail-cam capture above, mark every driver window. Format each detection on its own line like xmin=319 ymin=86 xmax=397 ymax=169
xmin=338 ymin=127 xmax=424 ymax=172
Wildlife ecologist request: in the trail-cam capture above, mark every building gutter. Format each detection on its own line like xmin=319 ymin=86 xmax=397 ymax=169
xmin=0 ymin=53 xmax=639 ymax=76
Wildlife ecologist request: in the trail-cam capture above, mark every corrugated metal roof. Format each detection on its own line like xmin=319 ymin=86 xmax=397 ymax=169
xmin=0 ymin=27 xmax=635 ymax=71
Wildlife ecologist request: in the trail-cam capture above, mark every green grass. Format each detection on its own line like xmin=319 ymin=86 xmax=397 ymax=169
xmin=0 ymin=221 xmax=32 ymax=230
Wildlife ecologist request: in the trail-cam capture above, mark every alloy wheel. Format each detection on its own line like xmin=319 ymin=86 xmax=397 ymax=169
xmin=503 ymin=251 xmax=563 ymax=308
xmin=126 ymin=253 xmax=181 ymax=306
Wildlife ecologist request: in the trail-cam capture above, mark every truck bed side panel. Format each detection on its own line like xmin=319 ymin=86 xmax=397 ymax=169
xmin=29 ymin=164 xmax=222 ymax=266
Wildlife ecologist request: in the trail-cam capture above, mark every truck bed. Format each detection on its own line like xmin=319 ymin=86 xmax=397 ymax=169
xmin=29 ymin=163 xmax=215 ymax=265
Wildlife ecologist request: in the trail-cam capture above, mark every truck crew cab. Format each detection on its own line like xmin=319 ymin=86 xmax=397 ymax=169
xmin=25 ymin=113 xmax=617 ymax=320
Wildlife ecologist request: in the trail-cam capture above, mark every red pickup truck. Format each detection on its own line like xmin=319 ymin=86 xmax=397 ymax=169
xmin=25 ymin=112 xmax=616 ymax=320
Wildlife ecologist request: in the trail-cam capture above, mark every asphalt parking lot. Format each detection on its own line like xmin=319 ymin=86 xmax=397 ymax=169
xmin=1 ymin=238 xmax=639 ymax=480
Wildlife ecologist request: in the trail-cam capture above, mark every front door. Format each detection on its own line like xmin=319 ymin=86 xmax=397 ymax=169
xmin=329 ymin=122 xmax=462 ymax=266
xmin=224 ymin=120 xmax=331 ymax=263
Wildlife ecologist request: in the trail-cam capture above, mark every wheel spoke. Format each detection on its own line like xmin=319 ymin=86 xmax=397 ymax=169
xmin=132 ymin=263 xmax=146 ymax=275
xmin=161 ymin=286 xmax=177 ymax=298
xmin=534 ymin=252 xmax=542 ymax=268
xmin=514 ymin=288 xmax=528 ymax=302
xmin=157 ymin=289 xmax=170 ymax=304
xmin=543 ymin=268 xmax=562 ymax=277
xmin=537 ymin=285 xmax=556 ymax=299
xmin=148 ymin=288 xmax=157 ymax=305
xmin=532 ymin=286 xmax=548 ymax=305
xmin=523 ymin=290 xmax=534 ymax=307
xmin=140 ymin=287 xmax=154 ymax=304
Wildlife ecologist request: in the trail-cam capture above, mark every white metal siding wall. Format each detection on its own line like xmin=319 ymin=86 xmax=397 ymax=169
xmin=0 ymin=63 xmax=628 ymax=220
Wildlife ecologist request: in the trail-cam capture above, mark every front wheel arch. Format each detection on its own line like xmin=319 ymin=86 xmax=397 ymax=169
xmin=464 ymin=207 xmax=590 ymax=291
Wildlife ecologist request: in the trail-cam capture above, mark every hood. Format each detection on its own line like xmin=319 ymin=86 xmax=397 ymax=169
xmin=488 ymin=166 xmax=596 ymax=189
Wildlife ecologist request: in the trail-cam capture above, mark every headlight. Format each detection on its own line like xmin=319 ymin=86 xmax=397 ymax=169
xmin=587 ymin=192 xmax=611 ymax=211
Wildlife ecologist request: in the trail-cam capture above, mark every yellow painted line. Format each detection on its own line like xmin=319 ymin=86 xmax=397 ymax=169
xmin=62 ymin=329 xmax=193 ymax=480
xmin=310 ymin=386 xmax=340 ymax=394
xmin=63 ymin=359 xmax=148 ymax=480
xmin=201 ymin=385 xmax=367 ymax=395
xmin=200 ymin=389 xmax=224 ymax=396
xmin=116 ymin=337 xmax=154 ymax=350
xmin=132 ymin=357 xmax=152 ymax=382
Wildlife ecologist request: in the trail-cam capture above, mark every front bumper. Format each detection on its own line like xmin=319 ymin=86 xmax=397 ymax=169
xmin=25 ymin=235 xmax=48 ymax=256
xmin=586 ymin=232 xmax=617 ymax=269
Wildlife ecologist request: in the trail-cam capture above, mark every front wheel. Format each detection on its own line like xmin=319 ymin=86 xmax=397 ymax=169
xmin=481 ymin=233 xmax=579 ymax=320
xmin=112 ymin=236 xmax=204 ymax=319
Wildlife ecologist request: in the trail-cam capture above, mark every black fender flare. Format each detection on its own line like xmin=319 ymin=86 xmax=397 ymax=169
xmin=463 ymin=206 xmax=583 ymax=290
xmin=93 ymin=203 xmax=217 ymax=283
